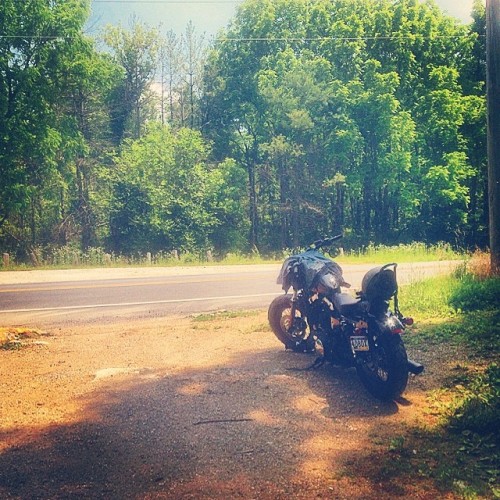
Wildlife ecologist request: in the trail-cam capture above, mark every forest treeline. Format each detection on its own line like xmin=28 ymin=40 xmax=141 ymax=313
xmin=0 ymin=0 xmax=488 ymax=262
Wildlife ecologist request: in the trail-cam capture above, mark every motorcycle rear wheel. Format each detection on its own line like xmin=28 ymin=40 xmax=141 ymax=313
xmin=356 ymin=335 xmax=409 ymax=401
xmin=268 ymin=294 xmax=309 ymax=351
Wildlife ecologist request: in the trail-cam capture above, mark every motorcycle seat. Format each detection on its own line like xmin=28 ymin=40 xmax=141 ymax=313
xmin=333 ymin=292 xmax=362 ymax=316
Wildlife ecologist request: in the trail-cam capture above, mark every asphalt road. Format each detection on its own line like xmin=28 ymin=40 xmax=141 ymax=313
xmin=0 ymin=261 xmax=458 ymax=326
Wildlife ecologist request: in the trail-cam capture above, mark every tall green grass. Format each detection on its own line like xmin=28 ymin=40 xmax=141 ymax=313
xmin=1 ymin=241 xmax=461 ymax=270
xmin=449 ymin=275 xmax=500 ymax=312
xmin=398 ymin=274 xmax=457 ymax=319
xmin=338 ymin=242 xmax=460 ymax=264
xmin=0 ymin=245 xmax=263 ymax=269
xmin=448 ymin=362 xmax=500 ymax=435
xmin=402 ymin=263 xmax=500 ymax=444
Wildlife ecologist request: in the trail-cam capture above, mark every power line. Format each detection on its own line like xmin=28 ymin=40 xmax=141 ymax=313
xmin=0 ymin=35 xmax=71 ymax=40
xmin=93 ymin=1 xmax=241 ymax=3
xmin=0 ymin=34 xmax=480 ymax=41
xmin=218 ymin=35 xmax=478 ymax=41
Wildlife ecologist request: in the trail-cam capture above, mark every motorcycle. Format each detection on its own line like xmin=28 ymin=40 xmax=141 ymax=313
xmin=268 ymin=235 xmax=424 ymax=401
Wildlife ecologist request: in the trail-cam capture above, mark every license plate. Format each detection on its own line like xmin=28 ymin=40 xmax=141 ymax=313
xmin=350 ymin=336 xmax=370 ymax=352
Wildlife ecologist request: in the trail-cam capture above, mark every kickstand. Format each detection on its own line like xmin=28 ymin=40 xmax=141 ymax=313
xmin=287 ymin=356 xmax=325 ymax=372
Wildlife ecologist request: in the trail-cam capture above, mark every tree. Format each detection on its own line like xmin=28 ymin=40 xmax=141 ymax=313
xmin=159 ymin=23 xmax=207 ymax=129
xmin=201 ymin=0 xmax=295 ymax=249
xmin=109 ymin=124 xmax=247 ymax=254
xmin=159 ymin=30 xmax=183 ymax=126
xmin=0 ymin=0 xmax=92 ymax=258
xmin=257 ymin=49 xmax=334 ymax=247
xmin=104 ymin=19 xmax=160 ymax=142
xmin=0 ymin=0 xmax=488 ymax=261
xmin=182 ymin=21 xmax=206 ymax=129
xmin=461 ymin=1 xmax=488 ymax=247
xmin=57 ymin=40 xmax=121 ymax=248
xmin=203 ymin=0 xmax=484 ymax=249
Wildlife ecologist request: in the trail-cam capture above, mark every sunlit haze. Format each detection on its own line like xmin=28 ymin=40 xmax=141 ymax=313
xmin=87 ymin=0 xmax=475 ymax=37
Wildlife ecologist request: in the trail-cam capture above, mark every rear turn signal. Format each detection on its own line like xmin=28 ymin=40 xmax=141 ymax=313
xmin=402 ymin=317 xmax=414 ymax=326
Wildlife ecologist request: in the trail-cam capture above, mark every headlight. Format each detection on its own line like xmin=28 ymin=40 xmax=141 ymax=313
xmin=317 ymin=273 xmax=340 ymax=294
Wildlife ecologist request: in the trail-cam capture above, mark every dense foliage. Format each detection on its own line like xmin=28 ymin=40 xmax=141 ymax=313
xmin=449 ymin=274 xmax=500 ymax=311
xmin=0 ymin=0 xmax=489 ymax=262
xmin=203 ymin=0 xmax=487 ymax=250
xmin=107 ymin=125 xmax=248 ymax=253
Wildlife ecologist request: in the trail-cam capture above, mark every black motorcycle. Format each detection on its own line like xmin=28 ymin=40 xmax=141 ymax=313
xmin=268 ymin=235 xmax=423 ymax=401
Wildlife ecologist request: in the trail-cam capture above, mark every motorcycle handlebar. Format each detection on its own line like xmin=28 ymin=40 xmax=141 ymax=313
xmin=310 ymin=234 xmax=343 ymax=249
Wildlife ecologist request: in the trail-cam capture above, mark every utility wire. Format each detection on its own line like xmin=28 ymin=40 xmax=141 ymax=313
xmin=93 ymin=0 xmax=241 ymax=3
xmin=0 ymin=35 xmax=70 ymax=39
xmin=0 ymin=32 xmax=479 ymax=40
xmin=218 ymin=35 xmax=477 ymax=41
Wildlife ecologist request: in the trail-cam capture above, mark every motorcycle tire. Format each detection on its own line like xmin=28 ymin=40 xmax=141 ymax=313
xmin=268 ymin=294 xmax=308 ymax=352
xmin=356 ymin=334 xmax=409 ymax=401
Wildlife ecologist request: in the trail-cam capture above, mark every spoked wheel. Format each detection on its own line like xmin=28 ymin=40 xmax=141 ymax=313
xmin=356 ymin=335 xmax=409 ymax=401
xmin=268 ymin=294 xmax=309 ymax=351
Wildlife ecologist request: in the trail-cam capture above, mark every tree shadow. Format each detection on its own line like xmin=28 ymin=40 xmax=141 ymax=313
xmin=0 ymin=347 xmax=425 ymax=499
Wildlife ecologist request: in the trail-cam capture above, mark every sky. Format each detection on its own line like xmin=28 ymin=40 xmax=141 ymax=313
xmin=86 ymin=0 xmax=476 ymax=39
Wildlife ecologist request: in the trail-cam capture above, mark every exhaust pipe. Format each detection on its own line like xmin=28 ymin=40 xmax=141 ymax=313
xmin=408 ymin=359 xmax=424 ymax=375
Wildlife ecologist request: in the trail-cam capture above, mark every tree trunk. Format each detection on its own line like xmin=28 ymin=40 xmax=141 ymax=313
xmin=487 ymin=0 xmax=500 ymax=274
xmin=76 ymin=158 xmax=95 ymax=250
xmin=363 ymin=180 xmax=372 ymax=235
xmin=30 ymin=194 xmax=37 ymax=246
xmin=245 ymin=145 xmax=259 ymax=250
xmin=290 ymin=160 xmax=301 ymax=248
xmin=279 ymin=159 xmax=288 ymax=249
xmin=334 ymin=183 xmax=345 ymax=234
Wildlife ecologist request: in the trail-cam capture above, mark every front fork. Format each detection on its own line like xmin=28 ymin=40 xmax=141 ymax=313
xmin=287 ymin=290 xmax=301 ymax=336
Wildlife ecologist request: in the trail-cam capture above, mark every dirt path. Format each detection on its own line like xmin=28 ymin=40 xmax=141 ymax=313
xmin=0 ymin=310 xmax=459 ymax=499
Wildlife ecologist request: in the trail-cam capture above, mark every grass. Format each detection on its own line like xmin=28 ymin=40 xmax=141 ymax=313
xmin=447 ymin=363 xmax=500 ymax=435
xmin=377 ymin=251 xmax=500 ymax=498
xmin=191 ymin=310 xmax=260 ymax=322
xmin=1 ymin=241 xmax=462 ymax=271
xmin=399 ymin=274 xmax=457 ymax=320
xmin=371 ymin=426 xmax=500 ymax=499
xmin=336 ymin=241 xmax=461 ymax=264
xmin=0 ymin=244 xmax=287 ymax=270
xmin=449 ymin=275 xmax=500 ymax=312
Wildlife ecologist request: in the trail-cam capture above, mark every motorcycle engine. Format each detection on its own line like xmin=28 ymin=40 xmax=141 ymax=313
xmin=312 ymin=325 xmax=332 ymax=359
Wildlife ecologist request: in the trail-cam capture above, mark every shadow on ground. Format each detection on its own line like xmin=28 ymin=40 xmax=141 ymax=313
xmin=1 ymin=346 xmax=436 ymax=499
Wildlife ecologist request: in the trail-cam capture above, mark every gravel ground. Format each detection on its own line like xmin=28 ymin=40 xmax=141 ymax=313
xmin=0 ymin=306 xmax=466 ymax=500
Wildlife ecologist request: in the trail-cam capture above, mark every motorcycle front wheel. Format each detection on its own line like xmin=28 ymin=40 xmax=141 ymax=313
xmin=356 ymin=334 xmax=409 ymax=401
xmin=268 ymin=294 xmax=309 ymax=351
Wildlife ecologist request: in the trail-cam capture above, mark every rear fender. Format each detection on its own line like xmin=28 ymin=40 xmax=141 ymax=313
xmin=375 ymin=313 xmax=405 ymax=336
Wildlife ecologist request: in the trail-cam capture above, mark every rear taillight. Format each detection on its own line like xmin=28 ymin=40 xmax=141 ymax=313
xmin=386 ymin=316 xmax=404 ymax=334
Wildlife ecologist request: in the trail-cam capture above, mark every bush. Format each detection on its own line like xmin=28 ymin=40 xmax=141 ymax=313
xmin=466 ymin=250 xmax=492 ymax=279
xmin=449 ymin=275 xmax=500 ymax=312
